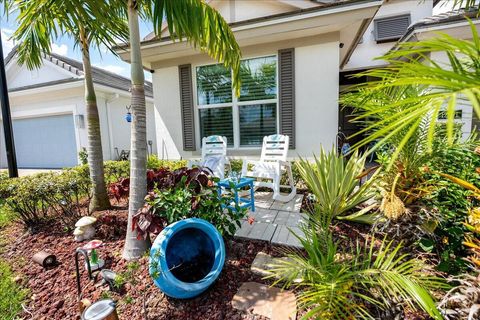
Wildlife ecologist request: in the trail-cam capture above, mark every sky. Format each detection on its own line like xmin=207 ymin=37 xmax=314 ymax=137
xmin=0 ymin=1 xmax=456 ymax=82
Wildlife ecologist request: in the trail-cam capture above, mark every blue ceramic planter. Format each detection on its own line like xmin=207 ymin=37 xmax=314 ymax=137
xmin=149 ymin=218 xmax=225 ymax=299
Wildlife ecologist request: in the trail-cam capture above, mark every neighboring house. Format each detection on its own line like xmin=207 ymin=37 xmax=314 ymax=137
xmin=0 ymin=49 xmax=157 ymax=169
xmin=395 ymin=7 xmax=480 ymax=138
xmin=116 ymin=0 xmax=384 ymax=159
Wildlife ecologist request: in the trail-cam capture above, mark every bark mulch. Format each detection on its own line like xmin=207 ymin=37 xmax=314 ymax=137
xmin=0 ymin=207 xmax=279 ymax=320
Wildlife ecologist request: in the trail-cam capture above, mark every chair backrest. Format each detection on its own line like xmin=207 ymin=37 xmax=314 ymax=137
xmin=260 ymin=134 xmax=289 ymax=162
xmin=201 ymin=135 xmax=228 ymax=160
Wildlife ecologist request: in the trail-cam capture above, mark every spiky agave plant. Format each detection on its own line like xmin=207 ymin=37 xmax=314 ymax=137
xmin=268 ymin=218 xmax=448 ymax=320
xmin=296 ymin=147 xmax=378 ymax=224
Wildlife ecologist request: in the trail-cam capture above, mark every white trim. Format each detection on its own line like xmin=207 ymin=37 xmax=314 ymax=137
xmin=42 ymin=58 xmax=83 ymax=78
xmin=11 ymin=105 xmax=76 ymax=120
xmin=400 ymin=19 xmax=480 ymax=44
xmin=136 ymin=0 xmax=383 ymax=51
xmin=193 ymin=54 xmax=279 ymax=150
xmin=8 ymin=80 xmax=84 ymax=97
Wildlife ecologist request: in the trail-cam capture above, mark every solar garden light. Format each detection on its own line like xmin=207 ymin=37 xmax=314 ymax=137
xmin=82 ymin=240 xmax=104 ymax=271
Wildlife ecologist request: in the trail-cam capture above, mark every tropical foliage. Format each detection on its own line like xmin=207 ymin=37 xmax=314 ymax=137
xmin=268 ymin=218 xmax=447 ymax=320
xmin=341 ymin=22 xmax=480 ymax=167
xmin=296 ymin=147 xmax=377 ymax=224
xmin=131 ymin=167 xmax=246 ymax=238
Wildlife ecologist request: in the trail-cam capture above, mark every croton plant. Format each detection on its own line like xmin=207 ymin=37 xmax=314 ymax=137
xmin=110 ymin=167 xmax=248 ymax=239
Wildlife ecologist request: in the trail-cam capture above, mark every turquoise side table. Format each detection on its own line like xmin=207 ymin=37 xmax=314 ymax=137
xmin=217 ymin=177 xmax=255 ymax=212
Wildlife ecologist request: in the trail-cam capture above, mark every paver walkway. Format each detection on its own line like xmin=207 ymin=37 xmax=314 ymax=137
xmin=234 ymin=191 xmax=307 ymax=248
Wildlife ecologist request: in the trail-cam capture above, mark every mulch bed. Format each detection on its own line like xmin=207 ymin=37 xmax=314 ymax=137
xmin=0 ymin=204 xmax=281 ymax=320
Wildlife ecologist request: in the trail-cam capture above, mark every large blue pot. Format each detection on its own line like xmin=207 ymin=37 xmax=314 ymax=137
xmin=149 ymin=218 xmax=225 ymax=299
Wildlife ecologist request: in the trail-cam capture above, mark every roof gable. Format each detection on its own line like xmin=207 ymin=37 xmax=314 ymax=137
xmin=5 ymin=47 xmax=153 ymax=97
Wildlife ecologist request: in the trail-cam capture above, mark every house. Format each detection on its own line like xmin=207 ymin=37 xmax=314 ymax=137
xmin=0 ymin=49 xmax=157 ymax=169
xmin=115 ymin=0 xmax=386 ymax=159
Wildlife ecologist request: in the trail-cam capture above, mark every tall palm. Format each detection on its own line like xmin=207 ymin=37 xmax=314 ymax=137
xmin=121 ymin=0 xmax=241 ymax=260
xmin=342 ymin=21 xmax=480 ymax=167
xmin=8 ymin=0 xmax=128 ymax=212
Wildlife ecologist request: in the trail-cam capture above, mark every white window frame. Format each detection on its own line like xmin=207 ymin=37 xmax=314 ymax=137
xmin=193 ymin=54 xmax=279 ymax=150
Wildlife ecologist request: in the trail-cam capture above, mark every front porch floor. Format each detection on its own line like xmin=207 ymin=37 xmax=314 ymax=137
xmin=234 ymin=192 xmax=307 ymax=248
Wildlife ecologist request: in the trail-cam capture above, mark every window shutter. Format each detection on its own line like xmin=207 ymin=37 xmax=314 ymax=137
xmin=179 ymin=64 xmax=196 ymax=151
xmin=278 ymin=48 xmax=295 ymax=149
xmin=374 ymin=14 xmax=411 ymax=42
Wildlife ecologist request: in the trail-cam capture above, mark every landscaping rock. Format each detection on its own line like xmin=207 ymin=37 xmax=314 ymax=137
xmin=250 ymin=252 xmax=290 ymax=278
xmin=232 ymin=282 xmax=297 ymax=320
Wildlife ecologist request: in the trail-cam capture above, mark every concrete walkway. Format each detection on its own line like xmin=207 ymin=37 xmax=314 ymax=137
xmin=234 ymin=191 xmax=307 ymax=248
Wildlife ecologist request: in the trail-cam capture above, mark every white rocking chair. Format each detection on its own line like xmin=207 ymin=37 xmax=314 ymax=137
xmin=188 ymin=135 xmax=230 ymax=179
xmin=241 ymin=134 xmax=296 ymax=202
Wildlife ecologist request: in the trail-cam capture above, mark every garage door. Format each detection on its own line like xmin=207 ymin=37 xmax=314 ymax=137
xmin=13 ymin=114 xmax=78 ymax=168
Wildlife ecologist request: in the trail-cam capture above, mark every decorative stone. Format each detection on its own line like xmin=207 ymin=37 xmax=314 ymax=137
xmin=74 ymin=216 xmax=97 ymax=242
xmin=251 ymin=252 xmax=291 ymax=278
xmin=232 ymin=282 xmax=297 ymax=320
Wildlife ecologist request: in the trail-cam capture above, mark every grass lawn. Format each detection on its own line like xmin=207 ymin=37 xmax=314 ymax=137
xmin=0 ymin=260 xmax=28 ymax=320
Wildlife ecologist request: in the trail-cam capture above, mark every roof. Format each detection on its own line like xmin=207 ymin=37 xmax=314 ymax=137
xmin=131 ymin=0 xmax=379 ymax=46
xmin=399 ymin=6 xmax=480 ymax=42
xmin=5 ymin=46 xmax=153 ymax=97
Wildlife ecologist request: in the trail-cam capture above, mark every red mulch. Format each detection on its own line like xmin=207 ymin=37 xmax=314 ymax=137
xmin=0 ymin=204 xmax=278 ymax=320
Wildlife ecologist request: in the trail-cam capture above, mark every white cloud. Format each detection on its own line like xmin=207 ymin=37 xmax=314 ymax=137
xmin=1 ymin=29 xmax=15 ymax=58
xmin=51 ymin=43 xmax=68 ymax=56
xmin=95 ymin=64 xmax=126 ymax=75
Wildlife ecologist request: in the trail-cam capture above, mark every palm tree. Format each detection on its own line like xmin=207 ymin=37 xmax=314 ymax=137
xmin=341 ymin=21 xmax=480 ymax=168
xmin=121 ymin=0 xmax=241 ymax=260
xmin=8 ymin=0 xmax=128 ymax=212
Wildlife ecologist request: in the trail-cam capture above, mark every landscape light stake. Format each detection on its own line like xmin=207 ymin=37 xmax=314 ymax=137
xmin=0 ymin=31 xmax=18 ymax=178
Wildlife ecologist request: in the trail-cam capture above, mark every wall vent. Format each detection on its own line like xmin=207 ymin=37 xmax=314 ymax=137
xmin=374 ymin=14 xmax=411 ymax=43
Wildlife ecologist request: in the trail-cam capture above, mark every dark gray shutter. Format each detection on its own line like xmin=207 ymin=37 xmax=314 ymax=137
xmin=178 ymin=64 xmax=196 ymax=151
xmin=374 ymin=14 xmax=411 ymax=42
xmin=278 ymin=48 xmax=295 ymax=149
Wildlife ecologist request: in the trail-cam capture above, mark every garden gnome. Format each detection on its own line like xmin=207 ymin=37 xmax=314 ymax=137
xmin=74 ymin=216 xmax=97 ymax=242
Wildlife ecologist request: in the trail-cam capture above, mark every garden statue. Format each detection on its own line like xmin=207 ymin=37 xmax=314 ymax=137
xmin=74 ymin=216 xmax=97 ymax=242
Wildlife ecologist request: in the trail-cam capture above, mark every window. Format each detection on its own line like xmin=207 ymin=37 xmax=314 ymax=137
xmin=196 ymin=55 xmax=278 ymax=148
xmin=374 ymin=14 xmax=411 ymax=43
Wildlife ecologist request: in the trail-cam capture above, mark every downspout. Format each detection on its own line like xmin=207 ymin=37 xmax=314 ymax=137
xmin=105 ymin=93 xmax=120 ymax=160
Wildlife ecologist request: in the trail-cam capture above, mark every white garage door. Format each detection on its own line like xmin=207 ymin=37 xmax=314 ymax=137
xmin=13 ymin=114 xmax=78 ymax=168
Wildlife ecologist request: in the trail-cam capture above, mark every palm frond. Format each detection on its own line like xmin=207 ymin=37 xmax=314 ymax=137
xmin=150 ymin=0 xmax=241 ymax=94
xmin=341 ymin=22 xmax=480 ymax=168
xmin=268 ymin=220 xmax=447 ymax=320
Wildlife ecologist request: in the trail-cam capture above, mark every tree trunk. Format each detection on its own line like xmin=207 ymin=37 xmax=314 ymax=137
xmin=123 ymin=0 xmax=151 ymax=260
xmin=79 ymin=28 xmax=110 ymax=212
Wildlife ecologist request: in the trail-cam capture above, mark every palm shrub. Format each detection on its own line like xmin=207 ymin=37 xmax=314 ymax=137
xmin=268 ymin=218 xmax=447 ymax=320
xmin=297 ymin=147 xmax=377 ymax=224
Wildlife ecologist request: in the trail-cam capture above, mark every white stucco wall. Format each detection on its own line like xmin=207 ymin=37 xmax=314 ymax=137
xmin=152 ymin=36 xmax=340 ymax=160
xmin=344 ymin=0 xmax=433 ymax=70
xmin=0 ymin=85 xmax=156 ymax=168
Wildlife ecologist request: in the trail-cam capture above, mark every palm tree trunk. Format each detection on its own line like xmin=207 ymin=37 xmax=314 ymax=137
xmin=123 ymin=0 xmax=151 ymax=260
xmin=79 ymin=28 xmax=110 ymax=212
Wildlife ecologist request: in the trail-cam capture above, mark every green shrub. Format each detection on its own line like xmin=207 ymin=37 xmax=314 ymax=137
xmin=268 ymin=218 xmax=447 ymax=320
xmin=0 ymin=169 xmax=91 ymax=228
xmin=422 ymin=138 xmax=480 ymax=274
xmin=104 ymin=160 xmax=130 ymax=184
xmin=146 ymin=154 xmax=187 ymax=171
xmin=0 ymin=260 xmax=28 ymax=320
